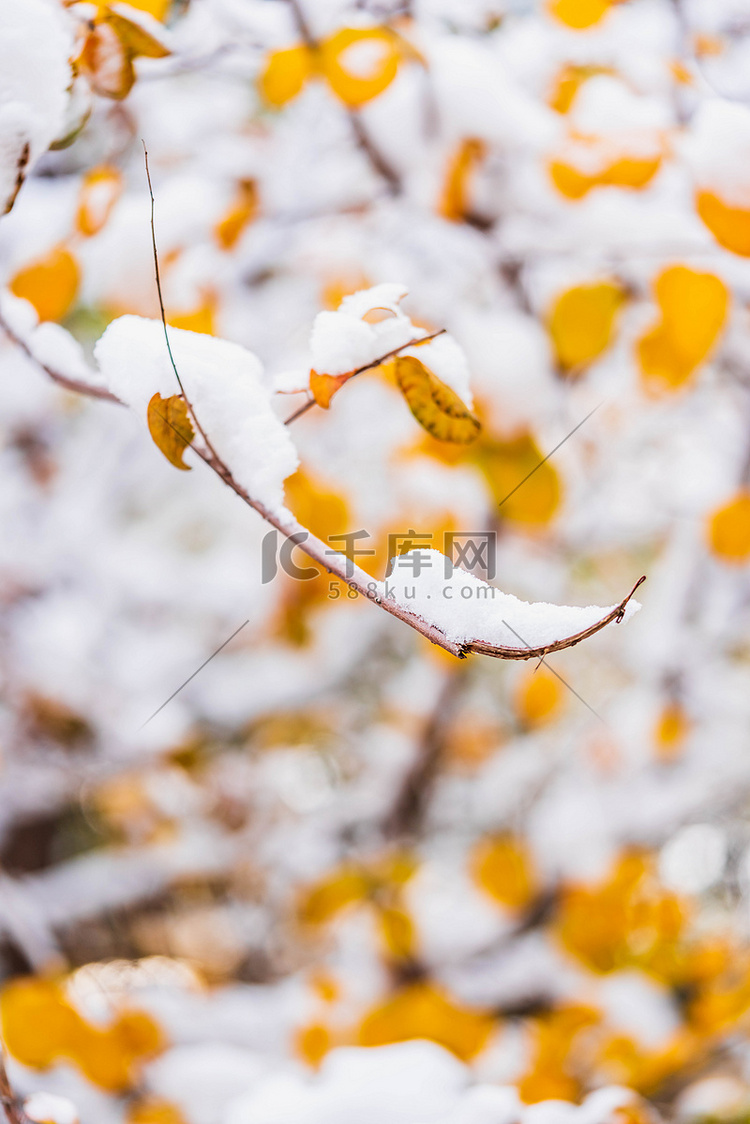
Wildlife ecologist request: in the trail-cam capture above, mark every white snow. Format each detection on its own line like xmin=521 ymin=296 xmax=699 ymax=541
xmin=683 ymin=99 xmax=750 ymax=207
xmin=380 ymin=550 xmax=640 ymax=648
xmin=23 ymin=1093 xmax=79 ymax=1124
xmin=0 ymin=0 xmax=72 ymax=214
xmin=309 ymin=283 xmax=425 ymax=377
xmin=94 ymin=315 xmax=299 ymax=511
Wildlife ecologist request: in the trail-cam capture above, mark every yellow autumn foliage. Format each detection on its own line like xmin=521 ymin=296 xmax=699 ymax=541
xmin=547 ymin=280 xmax=625 ymax=373
xmin=472 ymin=834 xmax=537 ymax=911
xmin=654 ymin=702 xmax=690 ymax=761
xmin=358 ymin=981 xmax=494 ymax=1061
xmin=550 ymin=154 xmax=662 ymax=200
xmin=320 ymin=28 xmax=401 ymax=109
xmin=10 ymin=245 xmax=80 ymax=323
xmin=475 ymin=432 xmax=561 ymax=526
xmin=707 ymin=491 xmax=750 ymax=563
xmin=516 ymin=666 xmax=564 ymax=727
xmin=637 ymin=265 xmax=728 ymax=391
xmin=1 ymin=976 xmax=164 ymax=1092
xmin=697 ymin=191 xmax=750 ymax=258
xmin=259 ymin=28 xmax=404 ymax=110
xmin=555 ymin=852 xmax=685 ymax=978
xmin=76 ymin=165 xmax=123 ymax=237
xmin=547 ymin=0 xmax=617 ymax=30
xmin=439 ymin=139 xmax=486 ymax=222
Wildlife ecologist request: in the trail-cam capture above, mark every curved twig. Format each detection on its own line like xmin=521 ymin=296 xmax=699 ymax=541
xmin=463 ymin=575 xmax=646 ymax=661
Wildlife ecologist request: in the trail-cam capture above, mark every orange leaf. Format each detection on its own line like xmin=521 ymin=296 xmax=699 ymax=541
xmin=549 ymin=65 xmax=610 ymax=114
xmin=215 ymin=179 xmax=259 ymax=250
xmin=696 ymin=190 xmax=750 ymax=257
xmin=319 ymin=27 xmax=400 ymax=108
xmin=147 ymin=393 xmax=195 ymax=470
xmin=79 ymin=22 xmax=136 ymax=99
xmin=10 ymin=245 xmax=80 ymax=323
xmin=76 ymin=165 xmax=123 ymax=237
xmin=259 ymin=44 xmax=315 ymax=107
xmin=439 ymin=138 xmax=485 ymax=222
xmin=394 ymin=356 xmax=480 ymax=443
xmin=309 ymin=368 xmax=352 ymax=408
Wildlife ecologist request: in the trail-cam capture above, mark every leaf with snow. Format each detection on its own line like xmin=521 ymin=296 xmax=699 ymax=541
xmin=0 ymin=0 xmax=72 ymax=214
xmin=94 ymin=316 xmax=298 ymax=511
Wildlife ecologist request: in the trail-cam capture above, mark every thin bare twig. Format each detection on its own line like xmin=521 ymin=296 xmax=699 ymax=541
xmin=284 ymin=0 xmax=402 ymax=194
xmin=0 ymin=1049 xmax=27 ymax=1124
xmin=2 ymin=166 xmax=645 ymax=665
xmin=0 ymin=311 xmax=121 ymax=404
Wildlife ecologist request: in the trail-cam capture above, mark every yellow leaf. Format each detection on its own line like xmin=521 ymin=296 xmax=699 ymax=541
xmin=550 ymin=154 xmax=661 ymax=200
xmin=474 ymin=432 xmax=561 ymax=526
xmin=472 ymin=835 xmax=537 ymax=911
xmin=259 ymin=44 xmax=315 ymax=107
xmin=654 ymin=702 xmax=690 ymax=762
xmin=121 ymin=0 xmax=172 ymax=21
xmin=74 ymin=1011 xmax=163 ymax=1093
xmin=10 ymin=245 xmax=80 ymax=323
xmin=547 ymin=280 xmax=625 ymax=373
xmin=320 ymin=27 xmax=400 ymax=108
xmin=1 ymin=978 xmax=84 ymax=1069
xmin=104 ymin=10 xmax=171 ymax=59
xmin=76 ymin=165 xmax=123 ymax=237
xmin=516 ymin=666 xmax=564 ymax=727
xmin=147 ymin=393 xmax=195 ymax=471
xmin=128 ymin=1100 xmax=187 ymax=1124
xmin=394 ymin=356 xmax=480 ymax=443
xmin=295 ymin=1022 xmax=332 ymax=1068
xmin=167 ymin=298 xmax=215 ymax=336
xmin=357 ymin=982 xmax=494 ymax=1061
xmin=637 ymin=265 xmax=728 ymax=391
xmin=549 ymin=65 xmax=610 ymax=114
xmin=215 ymin=180 xmax=259 ymax=250
xmin=298 ymin=867 xmax=371 ymax=926
xmin=79 ymin=22 xmax=137 ymax=99
xmin=439 ymin=138 xmax=485 ymax=222
xmin=708 ymin=491 xmax=750 ymax=563
xmin=547 ymin=0 xmax=615 ymax=29
xmin=378 ymin=905 xmax=416 ymax=961
xmin=283 ymin=468 xmax=350 ymax=548
xmin=697 ymin=190 xmax=750 ymax=257
xmin=519 ymin=1006 xmax=598 ymax=1104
